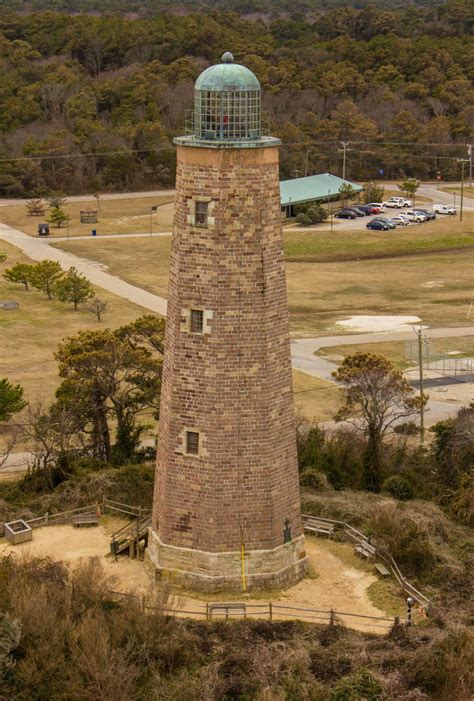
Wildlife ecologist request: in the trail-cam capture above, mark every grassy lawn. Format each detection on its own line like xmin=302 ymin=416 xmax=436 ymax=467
xmin=0 ymin=242 xmax=147 ymax=406
xmin=53 ymin=213 xmax=474 ymax=336
xmin=292 ymin=371 xmax=341 ymax=422
xmin=0 ymin=196 xmax=174 ymax=239
xmin=440 ymin=185 xmax=474 ymax=199
xmin=317 ymin=336 xmax=474 ymax=370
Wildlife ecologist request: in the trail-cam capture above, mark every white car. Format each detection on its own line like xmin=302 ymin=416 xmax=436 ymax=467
xmin=390 ymin=215 xmax=409 ymax=226
xmin=367 ymin=202 xmax=386 ymax=211
xmin=433 ymin=203 xmax=456 ymax=215
xmin=405 ymin=210 xmax=427 ymax=223
xmin=384 ymin=196 xmax=412 ymax=208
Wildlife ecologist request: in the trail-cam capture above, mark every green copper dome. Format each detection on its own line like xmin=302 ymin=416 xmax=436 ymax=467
xmin=195 ymin=52 xmax=260 ymax=92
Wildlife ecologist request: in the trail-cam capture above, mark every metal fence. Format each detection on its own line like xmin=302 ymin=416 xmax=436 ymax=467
xmin=405 ymin=338 xmax=474 ymax=382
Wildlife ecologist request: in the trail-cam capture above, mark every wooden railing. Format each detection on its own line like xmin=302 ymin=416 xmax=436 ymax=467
xmin=108 ymin=591 xmax=398 ymax=631
xmin=302 ymin=513 xmax=430 ymax=610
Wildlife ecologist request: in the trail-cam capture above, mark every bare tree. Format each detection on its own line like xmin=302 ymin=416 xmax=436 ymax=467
xmin=86 ymin=296 xmax=108 ymax=322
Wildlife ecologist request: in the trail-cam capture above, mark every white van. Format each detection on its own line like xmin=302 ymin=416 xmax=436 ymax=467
xmin=433 ymin=204 xmax=456 ymax=215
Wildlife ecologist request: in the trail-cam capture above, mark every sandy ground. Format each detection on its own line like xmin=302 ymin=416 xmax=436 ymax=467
xmin=336 ymin=315 xmax=423 ymax=333
xmin=0 ymin=522 xmax=394 ymax=633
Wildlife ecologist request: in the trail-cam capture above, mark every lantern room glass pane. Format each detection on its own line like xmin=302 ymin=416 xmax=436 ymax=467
xmin=194 ymin=89 xmax=261 ymax=142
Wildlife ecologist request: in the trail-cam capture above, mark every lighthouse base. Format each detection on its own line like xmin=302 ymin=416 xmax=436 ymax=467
xmin=145 ymin=528 xmax=308 ymax=593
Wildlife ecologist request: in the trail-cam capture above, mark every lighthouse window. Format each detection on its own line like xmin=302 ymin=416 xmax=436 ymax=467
xmin=195 ymin=200 xmax=208 ymax=226
xmin=186 ymin=431 xmax=200 ymax=455
xmin=190 ymin=309 xmax=204 ymax=333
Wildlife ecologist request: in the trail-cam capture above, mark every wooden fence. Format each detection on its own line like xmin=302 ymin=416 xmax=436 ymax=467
xmin=301 ymin=514 xmax=430 ymax=610
xmin=108 ymin=591 xmax=398 ymax=631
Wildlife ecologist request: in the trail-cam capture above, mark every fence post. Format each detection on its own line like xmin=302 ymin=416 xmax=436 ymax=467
xmin=206 ymin=603 xmax=209 ymax=621
xmin=394 ymin=616 xmax=400 ymax=627
xmin=329 ymin=609 xmax=335 ymax=626
xmin=269 ymin=602 xmax=273 ymax=621
xmin=45 ymin=512 xmax=49 ymax=526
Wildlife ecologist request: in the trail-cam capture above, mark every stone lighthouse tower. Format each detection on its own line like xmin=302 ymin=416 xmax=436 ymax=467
xmin=147 ymin=52 xmax=307 ymax=591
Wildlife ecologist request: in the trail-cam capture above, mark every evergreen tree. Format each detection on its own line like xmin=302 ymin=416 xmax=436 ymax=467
xmin=3 ymin=263 xmax=35 ymax=290
xmin=54 ymin=266 xmax=94 ymax=310
xmin=47 ymin=206 xmax=70 ymax=228
xmin=0 ymin=378 xmax=27 ymax=422
xmin=29 ymin=259 xmax=63 ymax=299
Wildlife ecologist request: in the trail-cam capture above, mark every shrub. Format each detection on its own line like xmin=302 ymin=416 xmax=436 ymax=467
xmin=300 ymin=468 xmax=328 ymax=491
xmin=330 ymin=667 xmax=386 ymax=701
xmin=394 ymin=421 xmax=418 ymax=435
xmin=382 ymin=475 xmax=414 ymax=501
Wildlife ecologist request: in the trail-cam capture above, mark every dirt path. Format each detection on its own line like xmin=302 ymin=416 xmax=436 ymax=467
xmin=0 ymin=524 xmax=393 ymax=632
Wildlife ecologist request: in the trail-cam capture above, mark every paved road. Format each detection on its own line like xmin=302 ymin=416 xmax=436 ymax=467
xmin=1 ymin=220 xmax=472 ymax=473
xmin=0 ymin=189 xmax=175 ymax=206
xmin=0 ymin=222 xmax=168 ymax=316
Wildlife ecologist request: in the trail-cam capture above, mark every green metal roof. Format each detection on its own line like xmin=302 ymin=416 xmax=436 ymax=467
xmin=280 ymin=173 xmax=363 ymax=207
xmin=195 ymin=52 xmax=260 ymax=92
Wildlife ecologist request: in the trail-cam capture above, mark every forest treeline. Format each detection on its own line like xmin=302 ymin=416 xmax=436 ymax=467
xmin=0 ymin=0 xmax=473 ymax=195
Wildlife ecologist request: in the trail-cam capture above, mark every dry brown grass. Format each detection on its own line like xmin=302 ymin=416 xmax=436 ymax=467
xmin=0 ymin=195 xmax=174 ymax=238
xmin=52 ymin=214 xmax=474 ymax=336
xmin=293 ymin=371 xmax=342 ymax=422
xmin=0 ymin=241 xmax=146 ymax=405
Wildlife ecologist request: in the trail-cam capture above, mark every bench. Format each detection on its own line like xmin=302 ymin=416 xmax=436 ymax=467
xmin=208 ymin=603 xmax=247 ymax=619
xmin=72 ymin=512 xmax=99 ymax=528
xmin=304 ymin=518 xmax=335 ymax=538
xmin=355 ymin=542 xmax=376 ymax=560
xmin=374 ymin=562 xmax=390 ymax=577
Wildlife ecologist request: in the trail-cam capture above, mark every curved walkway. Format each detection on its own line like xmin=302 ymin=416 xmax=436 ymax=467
xmin=1 ymin=221 xmax=472 ymax=431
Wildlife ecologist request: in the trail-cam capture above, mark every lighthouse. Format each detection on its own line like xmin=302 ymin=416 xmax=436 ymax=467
xmin=147 ymin=52 xmax=307 ymax=591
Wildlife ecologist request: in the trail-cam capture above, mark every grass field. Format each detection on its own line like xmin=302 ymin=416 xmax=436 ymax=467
xmin=0 ymin=242 xmax=145 ymax=405
xmin=53 ymin=213 xmax=474 ymax=335
xmin=292 ymin=371 xmax=342 ymax=422
xmin=0 ymin=196 xmax=174 ymax=239
xmin=317 ymin=336 xmax=474 ymax=370
xmin=440 ymin=185 xmax=474 ymax=199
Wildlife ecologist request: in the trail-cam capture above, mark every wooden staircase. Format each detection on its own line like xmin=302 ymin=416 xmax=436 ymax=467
xmin=110 ymin=513 xmax=151 ymax=559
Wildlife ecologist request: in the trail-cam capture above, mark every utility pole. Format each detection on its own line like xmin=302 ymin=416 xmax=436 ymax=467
xmin=413 ymin=325 xmax=427 ymax=445
xmin=468 ymin=144 xmax=472 ymax=188
xmin=457 ymin=158 xmax=469 ymax=222
xmin=338 ymin=141 xmax=350 ymax=180
xmin=328 ymin=189 xmax=333 ymax=232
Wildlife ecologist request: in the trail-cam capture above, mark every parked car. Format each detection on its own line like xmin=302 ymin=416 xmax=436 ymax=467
xmin=413 ymin=208 xmax=436 ymax=220
xmin=405 ymin=210 xmax=427 ymax=223
xmin=366 ymin=205 xmax=382 ymax=214
xmin=384 ymin=196 xmax=412 ymax=208
xmin=345 ymin=206 xmax=366 ymax=217
xmin=355 ymin=205 xmax=373 ymax=215
xmin=367 ymin=220 xmax=390 ymax=231
xmin=335 ymin=209 xmax=357 ymax=219
xmin=389 ymin=216 xmax=409 ymax=227
xmin=367 ymin=202 xmax=386 ymax=211
xmin=433 ymin=203 xmax=456 ymax=215
xmin=371 ymin=216 xmax=397 ymax=229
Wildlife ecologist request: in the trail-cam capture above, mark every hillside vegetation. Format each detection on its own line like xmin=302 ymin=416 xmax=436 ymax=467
xmin=0 ymin=0 xmax=472 ymax=195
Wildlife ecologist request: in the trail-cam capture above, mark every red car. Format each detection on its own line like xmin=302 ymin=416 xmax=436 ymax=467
xmin=368 ymin=205 xmax=382 ymax=214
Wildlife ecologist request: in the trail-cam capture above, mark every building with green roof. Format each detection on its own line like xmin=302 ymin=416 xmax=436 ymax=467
xmin=280 ymin=173 xmax=363 ymax=216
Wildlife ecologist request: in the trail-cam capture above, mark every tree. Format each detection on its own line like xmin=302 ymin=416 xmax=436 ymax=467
xmin=363 ymin=182 xmax=385 ymax=204
xmin=86 ymin=296 xmax=108 ymax=321
xmin=398 ymin=178 xmax=420 ymax=200
xmin=54 ymin=266 xmax=94 ymax=309
xmin=47 ymin=206 xmax=71 ymax=228
xmin=333 ymin=353 xmax=425 ymax=492
xmin=3 ymin=263 xmax=35 ymax=290
xmin=54 ymin=317 xmax=164 ymax=463
xmin=46 ymin=193 xmax=67 ymax=209
xmin=25 ymin=199 xmax=46 ymax=216
xmin=296 ymin=204 xmax=328 ymax=226
xmin=29 ymin=259 xmax=63 ymax=299
xmin=338 ymin=183 xmax=356 ymax=208
xmin=0 ymin=377 xmax=27 ymax=422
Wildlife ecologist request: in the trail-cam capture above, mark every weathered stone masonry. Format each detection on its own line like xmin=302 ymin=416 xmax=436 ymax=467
xmin=147 ymin=58 xmax=307 ymax=590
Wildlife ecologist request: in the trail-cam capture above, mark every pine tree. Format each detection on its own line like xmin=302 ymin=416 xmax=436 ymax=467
xmin=47 ymin=206 xmax=70 ymax=228
xmin=25 ymin=199 xmax=46 ymax=216
xmin=54 ymin=267 xmax=94 ymax=310
xmin=3 ymin=263 xmax=35 ymax=290
xmin=29 ymin=260 xmax=63 ymax=299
